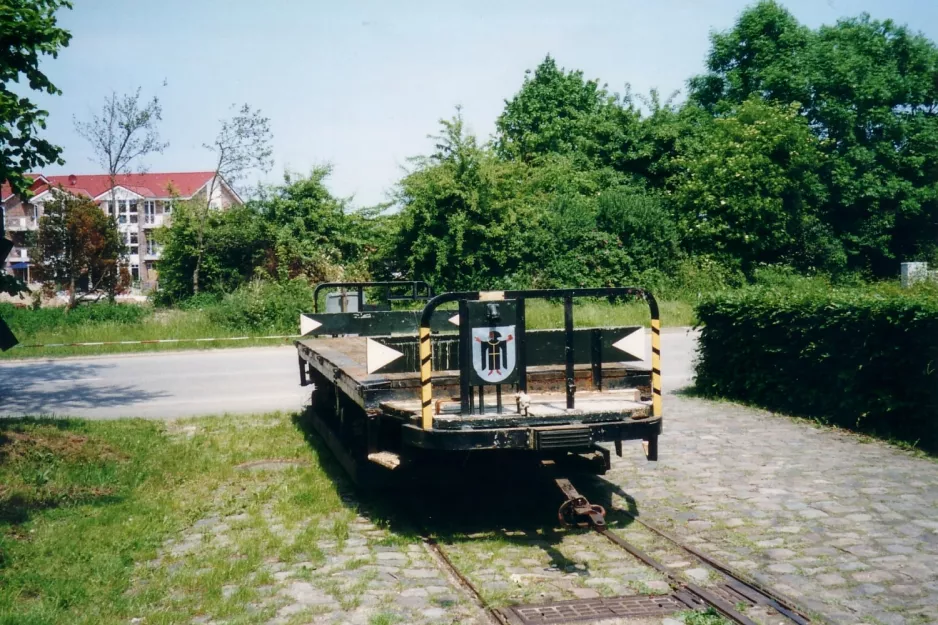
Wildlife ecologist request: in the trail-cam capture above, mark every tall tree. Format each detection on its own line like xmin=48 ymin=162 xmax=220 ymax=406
xmin=0 ymin=0 xmax=72 ymax=298
xmin=74 ymin=87 xmax=167 ymax=214
xmin=689 ymin=0 xmax=812 ymax=110
xmin=495 ymin=56 xmax=643 ymax=175
xmin=395 ymin=111 xmax=529 ymax=290
xmin=689 ymin=0 xmax=938 ymax=274
xmin=809 ymin=15 xmax=938 ymax=273
xmin=30 ymin=192 xmax=127 ymax=308
xmin=192 ymin=104 xmax=273 ymax=294
xmin=670 ymin=98 xmax=840 ymax=273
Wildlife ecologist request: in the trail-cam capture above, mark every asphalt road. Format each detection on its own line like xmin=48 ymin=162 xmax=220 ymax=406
xmin=0 ymin=329 xmax=697 ymax=419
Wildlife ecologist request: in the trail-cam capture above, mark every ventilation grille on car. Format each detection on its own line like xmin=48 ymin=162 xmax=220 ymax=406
xmin=533 ymin=427 xmax=592 ymax=450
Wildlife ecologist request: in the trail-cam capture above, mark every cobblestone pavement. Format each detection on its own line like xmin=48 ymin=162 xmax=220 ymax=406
xmin=145 ymin=503 xmax=485 ymax=625
xmin=600 ymin=394 xmax=938 ymax=625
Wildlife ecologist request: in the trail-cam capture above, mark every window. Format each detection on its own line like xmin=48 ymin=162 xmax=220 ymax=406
xmin=144 ymin=201 xmax=156 ymax=224
xmin=127 ymin=231 xmax=138 ymax=255
xmin=163 ymin=200 xmax=173 ymax=214
xmin=146 ymin=237 xmax=159 ymax=255
xmin=118 ymin=200 xmax=128 ymax=224
xmin=131 ymin=264 xmax=139 ymax=281
xmin=128 ymin=201 xmax=138 ymax=213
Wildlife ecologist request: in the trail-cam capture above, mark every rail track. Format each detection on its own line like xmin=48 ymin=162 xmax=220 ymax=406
xmin=412 ymin=473 xmax=819 ymax=625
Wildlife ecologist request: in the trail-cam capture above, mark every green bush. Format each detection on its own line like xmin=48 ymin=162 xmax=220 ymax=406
xmin=206 ymin=279 xmax=315 ymax=334
xmin=0 ymin=302 xmax=150 ymax=337
xmin=695 ymin=283 xmax=938 ymax=450
xmin=596 ymin=190 xmax=679 ymax=275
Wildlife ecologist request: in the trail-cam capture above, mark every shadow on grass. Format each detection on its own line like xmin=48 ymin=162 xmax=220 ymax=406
xmin=0 ymin=417 xmax=126 ymax=528
xmin=291 ymin=407 xmax=641 ymax=573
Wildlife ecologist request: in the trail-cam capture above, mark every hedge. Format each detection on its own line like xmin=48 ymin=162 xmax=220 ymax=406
xmin=694 ymin=284 xmax=938 ymax=451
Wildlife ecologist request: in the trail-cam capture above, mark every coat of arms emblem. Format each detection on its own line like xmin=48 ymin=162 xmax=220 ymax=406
xmin=471 ymin=325 xmax=516 ymax=384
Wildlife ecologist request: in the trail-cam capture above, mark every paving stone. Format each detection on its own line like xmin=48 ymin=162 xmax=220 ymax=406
xmin=570 ymin=588 xmax=600 ymax=599
xmin=854 ymin=583 xmax=886 ymax=596
xmin=280 ymin=581 xmax=337 ymax=606
xmin=422 ymin=607 xmax=446 ymax=619
xmin=684 ymin=568 xmax=710 ymax=583
xmin=645 ymin=580 xmax=671 ymax=593
xmin=891 ymin=584 xmax=925 ymax=596
xmin=599 ymin=392 xmax=938 ymax=624
xmin=852 ymin=570 xmax=895 ymax=583
xmin=765 ymin=548 xmax=796 ymax=560
xmin=396 ymin=595 xmax=428 ymax=608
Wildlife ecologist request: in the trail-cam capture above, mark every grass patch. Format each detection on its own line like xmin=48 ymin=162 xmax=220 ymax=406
xmin=525 ymin=298 xmax=694 ymax=329
xmin=680 ymin=607 xmax=732 ymax=625
xmin=0 ymin=412 xmax=347 ymax=625
xmin=1 ymin=295 xmax=693 ymax=360
xmin=0 ymin=304 xmax=297 ymax=360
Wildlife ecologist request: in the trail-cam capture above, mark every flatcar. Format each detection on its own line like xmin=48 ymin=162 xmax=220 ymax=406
xmin=294 ymin=282 xmax=662 ymax=486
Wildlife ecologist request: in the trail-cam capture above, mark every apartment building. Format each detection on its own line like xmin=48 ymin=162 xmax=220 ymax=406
xmin=1 ymin=172 xmax=241 ymax=289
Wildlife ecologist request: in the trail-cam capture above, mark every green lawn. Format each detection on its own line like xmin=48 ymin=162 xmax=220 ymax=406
xmin=0 ymin=413 xmax=731 ymax=625
xmin=0 ymin=308 xmax=297 ymax=360
xmin=1 ymin=298 xmax=693 ymax=360
xmin=0 ymin=413 xmax=347 ymax=625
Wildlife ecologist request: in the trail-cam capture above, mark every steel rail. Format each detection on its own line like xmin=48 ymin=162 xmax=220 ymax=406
xmin=592 ymin=525 xmax=760 ymax=625
xmin=553 ymin=475 xmax=817 ymax=625
xmin=614 ymin=510 xmax=816 ymax=625
xmin=420 ymin=533 xmax=510 ymax=625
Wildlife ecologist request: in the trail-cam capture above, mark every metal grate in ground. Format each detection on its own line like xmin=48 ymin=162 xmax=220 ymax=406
xmin=495 ymin=594 xmax=687 ymax=624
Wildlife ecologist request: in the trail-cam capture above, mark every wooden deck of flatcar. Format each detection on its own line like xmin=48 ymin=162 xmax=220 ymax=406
xmin=296 ymin=335 xmax=655 ymax=420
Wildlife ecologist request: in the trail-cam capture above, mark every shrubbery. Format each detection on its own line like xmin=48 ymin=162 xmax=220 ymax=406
xmin=205 ymin=279 xmax=315 ymax=334
xmin=695 ymin=282 xmax=938 ymax=450
xmin=0 ymin=302 xmax=149 ymax=336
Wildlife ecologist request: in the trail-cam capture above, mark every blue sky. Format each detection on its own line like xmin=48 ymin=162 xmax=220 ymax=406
xmin=30 ymin=0 xmax=938 ymax=207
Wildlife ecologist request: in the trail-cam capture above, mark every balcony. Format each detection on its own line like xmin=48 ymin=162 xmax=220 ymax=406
xmin=4 ymin=216 xmax=38 ymax=231
xmin=141 ymin=214 xmax=165 ymax=228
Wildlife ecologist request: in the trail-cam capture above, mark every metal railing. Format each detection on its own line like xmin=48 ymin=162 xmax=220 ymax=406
xmin=416 ymin=288 xmax=661 ymax=430
xmin=313 ymin=281 xmax=433 ymax=313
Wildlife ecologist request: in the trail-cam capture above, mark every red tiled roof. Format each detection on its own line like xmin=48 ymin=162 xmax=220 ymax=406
xmin=2 ymin=172 xmax=217 ymax=202
xmin=1 ymin=175 xmax=47 ymax=202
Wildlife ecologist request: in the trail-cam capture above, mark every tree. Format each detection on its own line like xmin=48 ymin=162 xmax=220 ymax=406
xmin=154 ymin=168 xmax=382 ymax=302
xmin=0 ymin=0 xmax=72 ymax=198
xmin=809 ymin=15 xmax=938 ymax=273
xmin=254 ymin=167 xmax=375 ymax=284
xmin=688 ymin=1 xmax=938 ymax=274
xmin=0 ymin=0 xmax=72 ymax=296
xmin=30 ymin=191 xmax=127 ymax=308
xmin=193 ymin=104 xmax=273 ymax=294
xmin=669 ymin=98 xmax=840 ymax=274
xmin=495 ymin=56 xmax=644 ymax=174
xmin=596 ymin=190 xmax=680 ymax=276
xmin=689 ymin=0 xmax=812 ymax=110
xmin=154 ymin=201 xmax=267 ymax=303
xmin=395 ymin=111 xmax=537 ymax=290
xmin=74 ymin=87 xmax=167 ymax=216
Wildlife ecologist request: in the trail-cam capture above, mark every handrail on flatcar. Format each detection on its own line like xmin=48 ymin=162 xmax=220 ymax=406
xmin=313 ymin=281 xmax=433 ymax=313
xmin=416 ymin=288 xmax=661 ymax=430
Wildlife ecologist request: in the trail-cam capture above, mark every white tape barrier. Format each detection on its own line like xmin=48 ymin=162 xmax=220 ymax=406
xmin=15 ymin=335 xmax=300 ymax=349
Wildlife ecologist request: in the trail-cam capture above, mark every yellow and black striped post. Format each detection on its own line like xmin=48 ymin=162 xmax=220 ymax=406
xmin=418 ymin=325 xmax=433 ymax=429
xmin=650 ymin=316 xmax=662 ymax=417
